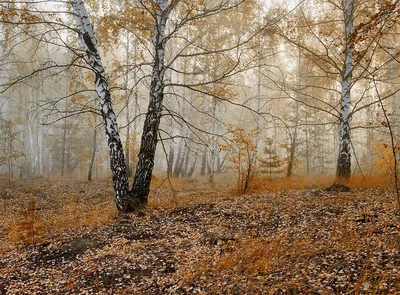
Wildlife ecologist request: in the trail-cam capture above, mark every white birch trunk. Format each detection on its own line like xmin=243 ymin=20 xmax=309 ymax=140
xmin=124 ymin=30 xmax=131 ymax=177
xmin=336 ymin=0 xmax=354 ymax=179
xmin=72 ymin=0 xmax=129 ymax=211
xmin=251 ymin=46 xmax=262 ymax=169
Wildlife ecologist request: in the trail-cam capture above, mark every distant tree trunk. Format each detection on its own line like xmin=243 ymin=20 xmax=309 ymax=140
xmin=251 ymin=46 xmax=262 ymax=168
xmin=37 ymin=85 xmax=44 ymax=176
xmin=182 ymin=148 xmax=190 ymax=177
xmin=48 ymin=152 xmax=53 ymax=176
xmin=366 ymin=81 xmax=375 ymax=171
xmin=187 ymin=152 xmax=197 ymax=178
xmin=200 ymin=144 xmax=207 ymax=176
xmin=88 ymin=123 xmax=97 ymax=181
xmin=336 ymin=0 xmax=354 ymax=180
xmin=66 ymin=138 xmax=71 ymax=175
xmin=173 ymin=93 xmax=190 ymax=178
xmin=124 ymin=31 xmax=132 ymax=178
xmin=61 ymin=93 xmax=67 ymax=177
xmin=72 ymin=0 xmax=130 ymax=211
xmin=174 ymin=140 xmax=188 ymax=178
xmin=167 ymin=144 xmax=174 ymax=177
xmin=38 ymin=125 xmax=44 ymax=176
xmin=132 ymin=36 xmax=139 ymax=172
xmin=8 ymin=158 xmax=11 ymax=186
xmin=216 ymin=154 xmax=221 ymax=173
xmin=173 ymin=100 xmax=183 ymax=177
xmin=28 ymin=114 xmax=35 ymax=178
xmin=287 ymin=50 xmax=301 ymax=178
xmin=305 ymin=114 xmax=310 ymax=175
xmin=166 ymin=97 xmax=175 ymax=177
xmin=208 ymin=99 xmax=218 ymax=182
xmin=216 ymin=153 xmax=228 ymax=173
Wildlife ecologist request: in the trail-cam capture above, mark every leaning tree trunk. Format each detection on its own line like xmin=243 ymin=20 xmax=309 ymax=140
xmin=130 ymin=0 xmax=171 ymax=206
xmin=336 ymin=0 xmax=354 ymax=180
xmin=72 ymin=0 xmax=130 ymax=211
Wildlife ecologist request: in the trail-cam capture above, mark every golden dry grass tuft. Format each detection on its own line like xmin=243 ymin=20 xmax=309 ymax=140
xmin=232 ymin=173 xmax=395 ymax=195
xmin=1 ymin=178 xmax=117 ymax=247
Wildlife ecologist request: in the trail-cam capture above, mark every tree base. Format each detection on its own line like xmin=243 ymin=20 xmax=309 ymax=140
xmin=119 ymin=193 xmax=147 ymax=213
xmin=324 ymin=183 xmax=351 ymax=192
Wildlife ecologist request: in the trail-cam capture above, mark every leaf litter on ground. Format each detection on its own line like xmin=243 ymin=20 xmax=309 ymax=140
xmin=0 ymin=178 xmax=399 ymax=294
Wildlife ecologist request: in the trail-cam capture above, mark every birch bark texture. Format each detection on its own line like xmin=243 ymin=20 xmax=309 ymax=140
xmin=72 ymin=0 xmax=130 ymax=211
xmin=336 ymin=0 xmax=354 ymax=179
xmin=130 ymin=0 xmax=175 ymax=204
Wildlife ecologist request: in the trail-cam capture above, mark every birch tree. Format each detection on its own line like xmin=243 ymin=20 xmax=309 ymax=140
xmin=336 ymin=0 xmax=354 ymax=179
xmin=1 ymin=0 xmax=269 ymax=212
xmin=72 ymin=0 xmax=130 ymax=211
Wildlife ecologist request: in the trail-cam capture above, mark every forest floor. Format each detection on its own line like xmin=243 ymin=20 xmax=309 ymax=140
xmin=0 ymin=176 xmax=400 ymax=294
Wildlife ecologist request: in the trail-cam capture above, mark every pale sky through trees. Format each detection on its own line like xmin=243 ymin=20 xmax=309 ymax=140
xmin=1 ymin=1 xmax=400 ymax=293
xmin=0 ymin=0 xmax=398 ymax=201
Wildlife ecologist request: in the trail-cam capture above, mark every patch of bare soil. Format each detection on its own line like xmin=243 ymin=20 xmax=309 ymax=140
xmin=1 ymin=180 xmax=400 ymax=294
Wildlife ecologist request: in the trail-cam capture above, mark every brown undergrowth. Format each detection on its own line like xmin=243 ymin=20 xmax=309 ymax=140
xmin=1 ymin=175 xmax=400 ymax=294
xmin=237 ymin=173 xmax=395 ymax=195
xmin=0 ymin=178 xmax=117 ymax=251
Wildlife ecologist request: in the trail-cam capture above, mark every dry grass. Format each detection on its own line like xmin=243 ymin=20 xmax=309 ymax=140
xmin=0 ymin=178 xmax=117 ymax=248
xmin=1 ymin=173 xmax=396 ymax=248
xmin=184 ymin=189 xmax=400 ymax=294
xmin=240 ymin=173 xmax=395 ymax=195
xmin=1 ymin=176 xmax=400 ymax=294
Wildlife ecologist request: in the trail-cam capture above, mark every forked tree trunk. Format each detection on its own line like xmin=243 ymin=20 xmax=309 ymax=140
xmin=336 ymin=0 xmax=354 ymax=180
xmin=72 ymin=0 xmax=130 ymax=211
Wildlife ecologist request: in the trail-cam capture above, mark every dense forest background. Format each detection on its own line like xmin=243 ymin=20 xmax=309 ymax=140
xmin=2 ymin=1 xmax=400 ymax=294
xmin=1 ymin=0 xmax=399 ymax=191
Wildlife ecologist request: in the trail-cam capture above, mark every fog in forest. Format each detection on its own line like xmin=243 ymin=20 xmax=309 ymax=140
xmin=2 ymin=1 xmax=400 ymax=294
xmin=2 ymin=0 xmax=396 ymax=191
